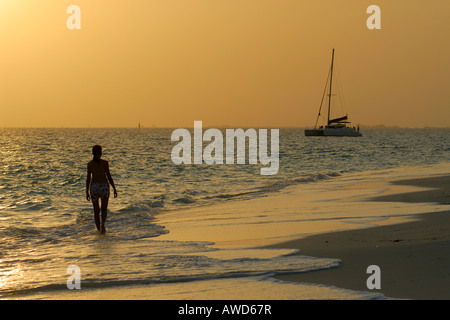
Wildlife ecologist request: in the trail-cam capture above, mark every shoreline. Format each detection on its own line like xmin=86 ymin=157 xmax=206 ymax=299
xmin=6 ymin=169 xmax=450 ymax=300
xmin=266 ymin=176 xmax=450 ymax=300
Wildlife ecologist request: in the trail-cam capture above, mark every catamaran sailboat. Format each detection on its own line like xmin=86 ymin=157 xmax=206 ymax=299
xmin=305 ymin=49 xmax=362 ymax=137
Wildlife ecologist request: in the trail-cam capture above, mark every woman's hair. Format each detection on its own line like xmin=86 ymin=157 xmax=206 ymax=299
xmin=92 ymin=145 xmax=102 ymax=164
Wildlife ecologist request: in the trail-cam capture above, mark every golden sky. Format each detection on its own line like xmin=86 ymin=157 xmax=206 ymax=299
xmin=0 ymin=0 xmax=449 ymax=128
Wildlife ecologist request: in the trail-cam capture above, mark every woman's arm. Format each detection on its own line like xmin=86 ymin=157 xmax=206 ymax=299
xmin=105 ymin=161 xmax=118 ymax=198
xmin=86 ymin=164 xmax=91 ymax=201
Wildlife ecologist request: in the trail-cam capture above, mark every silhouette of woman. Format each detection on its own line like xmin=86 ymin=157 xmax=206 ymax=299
xmin=86 ymin=145 xmax=118 ymax=234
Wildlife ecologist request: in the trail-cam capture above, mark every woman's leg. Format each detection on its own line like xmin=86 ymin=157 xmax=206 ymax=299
xmin=92 ymin=199 xmax=101 ymax=231
xmin=100 ymin=196 xmax=109 ymax=234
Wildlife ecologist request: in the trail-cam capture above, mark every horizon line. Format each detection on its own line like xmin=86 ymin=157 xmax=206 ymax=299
xmin=2 ymin=125 xmax=450 ymax=129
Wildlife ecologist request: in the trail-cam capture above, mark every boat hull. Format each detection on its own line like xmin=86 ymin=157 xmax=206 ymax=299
xmin=305 ymin=127 xmax=362 ymax=137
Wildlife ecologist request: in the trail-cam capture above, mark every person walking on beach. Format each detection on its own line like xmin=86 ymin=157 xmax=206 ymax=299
xmin=86 ymin=145 xmax=118 ymax=234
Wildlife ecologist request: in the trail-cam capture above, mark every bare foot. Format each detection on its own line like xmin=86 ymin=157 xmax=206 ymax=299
xmin=101 ymin=223 xmax=106 ymax=234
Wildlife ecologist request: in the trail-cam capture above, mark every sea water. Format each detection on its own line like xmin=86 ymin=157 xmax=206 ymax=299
xmin=0 ymin=128 xmax=449 ymax=299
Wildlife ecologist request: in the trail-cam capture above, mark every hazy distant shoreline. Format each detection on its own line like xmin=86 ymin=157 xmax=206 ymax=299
xmin=2 ymin=126 xmax=450 ymax=130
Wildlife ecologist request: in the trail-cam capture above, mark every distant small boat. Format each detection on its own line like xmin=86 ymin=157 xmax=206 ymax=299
xmin=305 ymin=49 xmax=362 ymax=137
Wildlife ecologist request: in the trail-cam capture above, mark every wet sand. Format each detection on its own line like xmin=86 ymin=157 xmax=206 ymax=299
xmin=268 ymin=176 xmax=450 ymax=299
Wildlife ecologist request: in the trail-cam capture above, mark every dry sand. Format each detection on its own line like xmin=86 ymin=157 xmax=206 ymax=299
xmin=267 ymin=175 xmax=450 ymax=300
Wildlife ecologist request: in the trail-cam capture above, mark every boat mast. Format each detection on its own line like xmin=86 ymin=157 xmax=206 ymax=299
xmin=327 ymin=49 xmax=335 ymax=126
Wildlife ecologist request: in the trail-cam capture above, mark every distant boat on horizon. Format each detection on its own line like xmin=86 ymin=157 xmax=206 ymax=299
xmin=305 ymin=49 xmax=362 ymax=137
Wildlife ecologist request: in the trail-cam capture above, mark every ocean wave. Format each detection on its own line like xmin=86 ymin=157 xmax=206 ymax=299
xmin=1 ymin=225 xmax=43 ymax=239
xmin=173 ymin=196 xmax=195 ymax=204
xmin=203 ymin=190 xmax=259 ymax=201
xmin=1 ymin=251 xmax=340 ymax=298
xmin=118 ymin=199 xmax=165 ymax=214
xmin=260 ymin=171 xmax=342 ymax=194
xmin=174 ymin=171 xmax=346 ymax=208
xmin=0 ymin=202 xmax=168 ymax=248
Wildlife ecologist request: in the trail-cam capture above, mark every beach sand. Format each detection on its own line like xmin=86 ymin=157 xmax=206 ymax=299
xmin=268 ymin=176 xmax=450 ymax=300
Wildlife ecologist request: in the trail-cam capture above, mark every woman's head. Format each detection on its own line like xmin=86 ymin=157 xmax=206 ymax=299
xmin=92 ymin=145 xmax=102 ymax=163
